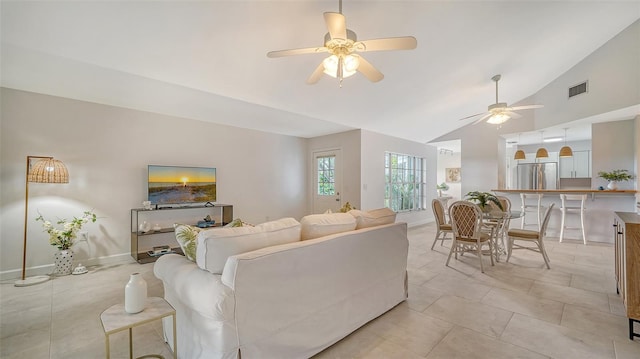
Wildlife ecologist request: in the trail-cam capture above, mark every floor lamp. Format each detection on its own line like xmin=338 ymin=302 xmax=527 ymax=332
xmin=15 ymin=156 xmax=69 ymax=287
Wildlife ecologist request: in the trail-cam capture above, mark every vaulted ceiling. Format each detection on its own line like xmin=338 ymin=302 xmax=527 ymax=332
xmin=2 ymin=1 xmax=638 ymax=143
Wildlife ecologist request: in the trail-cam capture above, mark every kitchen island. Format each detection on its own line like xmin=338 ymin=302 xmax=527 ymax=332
xmin=492 ymin=189 xmax=637 ymax=243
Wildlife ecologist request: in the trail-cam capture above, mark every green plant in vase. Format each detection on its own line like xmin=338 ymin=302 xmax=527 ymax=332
xmin=598 ymin=169 xmax=633 ymax=190
xmin=465 ymin=191 xmax=503 ymax=212
xmin=436 ymin=182 xmax=449 ymax=197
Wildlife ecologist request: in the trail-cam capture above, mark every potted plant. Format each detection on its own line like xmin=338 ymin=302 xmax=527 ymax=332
xmin=436 ymin=182 xmax=449 ymax=197
xmin=598 ymin=169 xmax=634 ymax=190
xmin=36 ymin=210 xmax=97 ymax=275
xmin=465 ymin=191 xmax=503 ymax=212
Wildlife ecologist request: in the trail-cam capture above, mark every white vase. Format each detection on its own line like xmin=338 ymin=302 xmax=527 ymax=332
xmin=125 ymin=273 xmax=147 ymax=314
xmin=54 ymin=249 xmax=74 ymax=276
xmin=607 ymin=181 xmax=618 ymax=190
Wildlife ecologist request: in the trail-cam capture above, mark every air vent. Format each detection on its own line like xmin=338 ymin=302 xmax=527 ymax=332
xmin=569 ymin=81 xmax=588 ymax=98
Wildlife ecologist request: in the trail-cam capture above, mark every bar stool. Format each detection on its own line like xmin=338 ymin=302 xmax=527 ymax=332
xmin=520 ymin=193 xmax=544 ymax=230
xmin=559 ymin=194 xmax=587 ymax=244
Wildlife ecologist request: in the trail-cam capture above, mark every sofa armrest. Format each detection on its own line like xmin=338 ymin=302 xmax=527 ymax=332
xmin=154 ymin=254 xmax=234 ymax=321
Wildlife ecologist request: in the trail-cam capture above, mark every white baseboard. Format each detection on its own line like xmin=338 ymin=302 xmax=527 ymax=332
xmin=0 ymin=252 xmax=134 ymax=281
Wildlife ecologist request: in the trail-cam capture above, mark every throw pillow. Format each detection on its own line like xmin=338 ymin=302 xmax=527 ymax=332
xmin=224 ymin=218 xmax=244 ymax=227
xmin=174 ymin=223 xmax=203 ymax=261
xmin=349 ymin=207 xmax=397 ymax=229
xmin=300 ymin=213 xmax=357 ymax=240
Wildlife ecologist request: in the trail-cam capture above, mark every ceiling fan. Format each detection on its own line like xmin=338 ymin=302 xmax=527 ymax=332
xmin=266 ymin=0 xmax=417 ymax=86
xmin=460 ymin=74 xmax=544 ymax=125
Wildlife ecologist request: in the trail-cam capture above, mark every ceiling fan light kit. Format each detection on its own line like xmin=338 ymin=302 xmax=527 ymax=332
xmin=266 ymin=0 xmax=417 ymax=86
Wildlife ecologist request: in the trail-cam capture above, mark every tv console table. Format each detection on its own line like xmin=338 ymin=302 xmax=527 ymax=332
xmin=130 ymin=204 xmax=233 ymax=263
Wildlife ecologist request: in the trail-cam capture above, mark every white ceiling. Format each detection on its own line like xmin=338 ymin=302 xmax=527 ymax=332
xmin=2 ymin=1 xmax=639 ymax=143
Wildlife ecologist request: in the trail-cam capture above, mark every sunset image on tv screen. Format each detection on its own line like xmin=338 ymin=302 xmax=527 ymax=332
xmin=148 ymin=166 xmax=216 ymax=204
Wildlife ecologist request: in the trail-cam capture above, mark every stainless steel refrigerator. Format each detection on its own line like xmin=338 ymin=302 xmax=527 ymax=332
xmin=517 ymin=163 xmax=558 ymax=190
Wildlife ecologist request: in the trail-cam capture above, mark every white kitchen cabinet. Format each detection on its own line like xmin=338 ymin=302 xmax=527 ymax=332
xmin=560 ymin=150 xmax=590 ymax=178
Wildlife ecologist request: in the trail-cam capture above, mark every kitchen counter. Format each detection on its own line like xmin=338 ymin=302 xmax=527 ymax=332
xmin=492 ymin=189 xmax=636 ymax=194
xmin=490 ymin=189 xmax=637 ymax=243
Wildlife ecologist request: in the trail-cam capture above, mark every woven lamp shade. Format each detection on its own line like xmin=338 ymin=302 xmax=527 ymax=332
xmin=535 ymin=148 xmax=549 ymax=159
xmin=27 ymin=158 xmax=69 ymax=183
xmin=559 ymin=145 xmax=573 ymax=157
xmin=514 ymin=150 xmax=526 ymax=160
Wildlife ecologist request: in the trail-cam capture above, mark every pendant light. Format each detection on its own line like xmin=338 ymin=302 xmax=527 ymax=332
xmin=514 ymin=133 xmax=525 ymax=160
xmin=535 ymin=131 xmax=549 ymax=159
xmin=559 ymin=128 xmax=573 ymax=157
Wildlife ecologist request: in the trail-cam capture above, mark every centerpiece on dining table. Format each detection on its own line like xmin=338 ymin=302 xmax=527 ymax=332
xmin=465 ymin=191 xmax=503 ymax=213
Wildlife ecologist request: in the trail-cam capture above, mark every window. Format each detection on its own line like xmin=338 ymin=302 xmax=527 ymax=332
xmin=317 ymin=155 xmax=335 ymax=195
xmin=385 ymin=152 xmax=426 ymax=212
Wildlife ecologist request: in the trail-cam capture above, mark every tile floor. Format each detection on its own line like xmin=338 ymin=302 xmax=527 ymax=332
xmin=1 ymin=223 xmax=639 ymax=358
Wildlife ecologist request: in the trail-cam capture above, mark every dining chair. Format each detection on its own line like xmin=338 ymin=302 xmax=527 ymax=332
xmin=446 ymin=201 xmax=495 ymax=273
xmin=506 ymin=203 xmax=555 ymax=269
xmin=431 ymin=199 xmax=453 ymax=250
xmin=520 ymin=193 xmax=544 ymax=230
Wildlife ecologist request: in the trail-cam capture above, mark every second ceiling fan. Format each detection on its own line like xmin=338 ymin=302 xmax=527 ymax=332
xmin=460 ymin=74 xmax=544 ymax=125
xmin=267 ymin=0 xmax=417 ymax=86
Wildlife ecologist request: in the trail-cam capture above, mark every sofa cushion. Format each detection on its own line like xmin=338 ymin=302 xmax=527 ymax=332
xmin=174 ymin=224 xmax=203 ymax=261
xmin=349 ymin=208 xmax=397 ymax=229
xmin=300 ymin=213 xmax=356 ymax=240
xmin=196 ymin=217 xmax=301 ymax=274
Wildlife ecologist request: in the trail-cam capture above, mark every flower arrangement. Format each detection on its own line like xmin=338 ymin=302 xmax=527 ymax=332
xmin=465 ymin=191 xmax=503 ymax=211
xmin=36 ymin=210 xmax=97 ymax=250
xmin=597 ymin=169 xmax=633 ymax=182
xmin=436 ymin=182 xmax=450 ymax=191
xmin=339 ymin=202 xmax=356 ymax=213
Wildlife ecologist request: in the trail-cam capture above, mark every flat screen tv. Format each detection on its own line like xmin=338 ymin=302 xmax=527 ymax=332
xmin=148 ymin=165 xmax=216 ymax=205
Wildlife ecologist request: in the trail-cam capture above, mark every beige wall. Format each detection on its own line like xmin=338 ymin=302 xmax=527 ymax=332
xmin=0 ymin=88 xmax=308 ymax=278
xmin=592 ymin=119 xmax=636 ymax=191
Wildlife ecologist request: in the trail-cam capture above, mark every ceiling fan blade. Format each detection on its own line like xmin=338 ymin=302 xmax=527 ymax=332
xmin=356 ymin=36 xmax=417 ymax=52
xmin=458 ymin=112 xmax=486 ymax=121
xmin=510 ymin=104 xmax=544 ymax=110
xmin=306 ymin=63 xmax=325 ymax=84
xmin=504 ymin=111 xmax=522 ymax=119
xmin=324 ymin=12 xmax=347 ymax=39
xmin=267 ymin=47 xmax=328 ymax=58
xmin=472 ymin=113 xmax=493 ymax=125
xmin=356 ymin=56 xmax=384 ymax=82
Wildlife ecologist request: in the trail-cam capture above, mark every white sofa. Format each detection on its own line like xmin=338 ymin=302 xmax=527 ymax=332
xmin=154 ymin=213 xmax=408 ymax=359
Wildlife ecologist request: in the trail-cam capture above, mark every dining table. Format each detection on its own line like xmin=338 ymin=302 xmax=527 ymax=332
xmin=482 ymin=210 xmax=525 ymax=261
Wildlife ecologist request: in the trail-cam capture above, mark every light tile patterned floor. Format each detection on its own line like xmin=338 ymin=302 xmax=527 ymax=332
xmin=1 ymin=223 xmax=639 ymax=358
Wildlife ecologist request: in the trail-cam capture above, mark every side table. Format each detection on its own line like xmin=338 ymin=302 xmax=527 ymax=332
xmin=100 ymin=296 xmax=177 ymax=359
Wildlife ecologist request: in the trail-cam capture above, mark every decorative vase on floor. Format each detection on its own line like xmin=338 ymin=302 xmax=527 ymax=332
xmin=54 ymin=249 xmax=74 ymax=276
xmin=607 ymin=181 xmax=618 ymax=190
xmin=125 ymin=273 xmax=147 ymax=314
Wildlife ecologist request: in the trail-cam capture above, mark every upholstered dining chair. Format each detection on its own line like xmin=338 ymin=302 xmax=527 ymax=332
xmin=506 ymin=203 xmax=555 ymax=269
xmin=431 ymin=199 xmax=453 ymax=250
xmin=446 ymin=201 xmax=495 ymax=273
